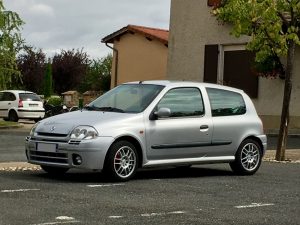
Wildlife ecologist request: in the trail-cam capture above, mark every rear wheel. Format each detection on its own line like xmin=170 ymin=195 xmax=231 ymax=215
xmin=8 ymin=110 xmax=18 ymax=122
xmin=230 ymin=139 xmax=262 ymax=175
xmin=41 ymin=165 xmax=69 ymax=175
xmin=104 ymin=140 xmax=138 ymax=181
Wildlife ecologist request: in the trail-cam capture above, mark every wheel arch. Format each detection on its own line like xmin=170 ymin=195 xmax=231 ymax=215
xmin=242 ymin=136 xmax=264 ymax=155
xmin=105 ymin=135 xmax=144 ymax=168
xmin=8 ymin=108 xmax=18 ymax=120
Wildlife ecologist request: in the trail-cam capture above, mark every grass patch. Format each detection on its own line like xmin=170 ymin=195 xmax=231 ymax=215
xmin=0 ymin=120 xmax=20 ymax=127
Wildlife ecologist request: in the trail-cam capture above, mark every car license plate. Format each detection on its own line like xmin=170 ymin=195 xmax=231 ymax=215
xmin=29 ymin=104 xmax=38 ymax=107
xmin=36 ymin=143 xmax=57 ymax=152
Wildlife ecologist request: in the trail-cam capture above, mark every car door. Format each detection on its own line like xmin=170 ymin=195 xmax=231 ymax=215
xmin=145 ymin=87 xmax=213 ymax=160
xmin=0 ymin=92 xmax=15 ymax=118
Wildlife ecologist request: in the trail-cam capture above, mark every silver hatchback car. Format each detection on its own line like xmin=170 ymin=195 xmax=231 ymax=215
xmin=26 ymin=81 xmax=267 ymax=181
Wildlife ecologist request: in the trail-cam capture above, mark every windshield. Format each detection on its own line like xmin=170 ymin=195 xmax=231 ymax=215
xmin=87 ymin=84 xmax=164 ymax=113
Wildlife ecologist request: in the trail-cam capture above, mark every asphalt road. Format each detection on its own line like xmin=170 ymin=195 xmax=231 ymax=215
xmin=0 ymin=163 xmax=299 ymax=225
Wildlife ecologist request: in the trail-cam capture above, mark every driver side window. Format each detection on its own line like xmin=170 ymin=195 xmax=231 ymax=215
xmin=157 ymin=87 xmax=204 ymax=118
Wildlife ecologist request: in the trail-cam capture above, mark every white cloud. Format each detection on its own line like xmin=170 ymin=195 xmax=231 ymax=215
xmin=29 ymin=3 xmax=55 ymax=17
xmin=4 ymin=0 xmax=171 ymax=59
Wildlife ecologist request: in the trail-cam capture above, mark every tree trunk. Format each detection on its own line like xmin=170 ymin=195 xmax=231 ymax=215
xmin=276 ymin=40 xmax=295 ymax=161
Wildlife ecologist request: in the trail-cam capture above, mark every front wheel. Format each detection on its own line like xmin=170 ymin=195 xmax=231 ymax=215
xmin=230 ymin=139 xmax=262 ymax=175
xmin=104 ymin=141 xmax=138 ymax=181
xmin=41 ymin=165 xmax=69 ymax=175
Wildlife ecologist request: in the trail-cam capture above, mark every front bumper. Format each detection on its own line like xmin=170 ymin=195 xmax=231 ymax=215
xmin=25 ymin=136 xmax=114 ymax=170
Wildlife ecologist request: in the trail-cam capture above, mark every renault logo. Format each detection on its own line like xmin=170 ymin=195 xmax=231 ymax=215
xmin=50 ymin=126 xmax=55 ymax=131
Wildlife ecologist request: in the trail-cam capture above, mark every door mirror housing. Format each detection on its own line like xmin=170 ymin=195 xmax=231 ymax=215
xmin=150 ymin=107 xmax=171 ymax=120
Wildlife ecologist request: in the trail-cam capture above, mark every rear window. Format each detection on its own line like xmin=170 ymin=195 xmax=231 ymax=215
xmin=19 ymin=93 xmax=41 ymax=101
xmin=206 ymin=88 xmax=246 ymax=117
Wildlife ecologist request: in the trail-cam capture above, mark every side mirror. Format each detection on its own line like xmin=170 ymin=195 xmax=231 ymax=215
xmin=149 ymin=107 xmax=171 ymax=120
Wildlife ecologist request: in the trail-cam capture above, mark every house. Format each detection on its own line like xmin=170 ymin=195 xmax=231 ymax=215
xmin=167 ymin=0 xmax=300 ymax=131
xmin=102 ymin=25 xmax=169 ymax=88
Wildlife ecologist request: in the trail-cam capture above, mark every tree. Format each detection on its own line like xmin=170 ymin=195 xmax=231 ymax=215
xmin=79 ymin=54 xmax=112 ymax=93
xmin=17 ymin=46 xmax=46 ymax=93
xmin=214 ymin=0 xmax=300 ymax=161
xmin=44 ymin=59 xmax=52 ymax=98
xmin=0 ymin=0 xmax=24 ymax=90
xmin=52 ymin=49 xmax=89 ymax=94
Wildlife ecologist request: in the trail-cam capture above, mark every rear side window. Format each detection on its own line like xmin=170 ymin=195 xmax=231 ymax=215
xmin=206 ymin=88 xmax=246 ymax=117
xmin=157 ymin=87 xmax=204 ymax=117
xmin=19 ymin=93 xmax=41 ymax=101
xmin=1 ymin=92 xmax=16 ymax=101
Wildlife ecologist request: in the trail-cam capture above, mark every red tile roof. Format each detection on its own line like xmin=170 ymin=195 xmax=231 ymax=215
xmin=102 ymin=25 xmax=169 ymax=45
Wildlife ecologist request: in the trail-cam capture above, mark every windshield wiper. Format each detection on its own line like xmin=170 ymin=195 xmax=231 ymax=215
xmin=96 ymin=107 xmax=125 ymax=113
xmin=84 ymin=105 xmax=124 ymax=113
xmin=84 ymin=105 xmax=98 ymax=111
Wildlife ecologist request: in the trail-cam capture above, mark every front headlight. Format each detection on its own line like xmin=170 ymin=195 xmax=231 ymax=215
xmin=30 ymin=122 xmax=39 ymax=136
xmin=70 ymin=126 xmax=98 ymax=140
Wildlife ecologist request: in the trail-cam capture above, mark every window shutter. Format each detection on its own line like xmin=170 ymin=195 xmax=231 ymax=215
xmin=204 ymin=45 xmax=218 ymax=84
xmin=223 ymin=50 xmax=258 ymax=98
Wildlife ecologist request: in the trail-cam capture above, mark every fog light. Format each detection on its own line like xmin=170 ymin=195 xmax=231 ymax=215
xmin=72 ymin=154 xmax=82 ymax=165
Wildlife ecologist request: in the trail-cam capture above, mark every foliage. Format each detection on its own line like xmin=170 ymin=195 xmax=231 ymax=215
xmin=214 ymin=0 xmax=300 ymax=161
xmin=79 ymin=54 xmax=112 ymax=93
xmin=0 ymin=0 xmax=24 ymax=90
xmin=46 ymin=96 xmax=62 ymax=106
xmin=44 ymin=60 xmax=52 ymax=98
xmin=214 ymin=0 xmax=300 ymax=78
xmin=52 ymin=49 xmax=89 ymax=94
xmin=17 ymin=46 xmax=46 ymax=93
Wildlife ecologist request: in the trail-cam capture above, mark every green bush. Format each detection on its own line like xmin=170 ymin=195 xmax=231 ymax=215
xmin=46 ymin=96 xmax=62 ymax=106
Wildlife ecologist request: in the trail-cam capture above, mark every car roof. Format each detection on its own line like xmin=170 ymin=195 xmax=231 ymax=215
xmin=0 ymin=90 xmax=34 ymax=94
xmin=124 ymin=80 xmax=244 ymax=94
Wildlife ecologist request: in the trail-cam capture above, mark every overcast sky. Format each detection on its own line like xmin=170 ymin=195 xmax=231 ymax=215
xmin=4 ymin=0 xmax=171 ymax=59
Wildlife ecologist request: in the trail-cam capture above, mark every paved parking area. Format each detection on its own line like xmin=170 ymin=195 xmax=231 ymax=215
xmin=0 ymin=163 xmax=299 ymax=225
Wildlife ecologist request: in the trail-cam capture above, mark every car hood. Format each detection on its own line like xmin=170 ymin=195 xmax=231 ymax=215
xmin=36 ymin=110 xmax=141 ymax=135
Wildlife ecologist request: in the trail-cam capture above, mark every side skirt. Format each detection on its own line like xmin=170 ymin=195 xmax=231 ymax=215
xmin=143 ymin=156 xmax=235 ymax=167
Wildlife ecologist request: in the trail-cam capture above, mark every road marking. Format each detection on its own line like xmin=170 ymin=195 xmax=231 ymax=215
xmin=87 ymin=184 xmax=125 ymax=188
xmin=31 ymin=217 xmax=79 ymax=225
xmin=1 ymin=188 xmax=40 ymax=193
xmin=235 ymin=203 xmax=275 ymax=209
xmin=141 ymin=210 xmax=186 ymax=217
xmin=141 ymin=212 xmax=165 ymax=217
xmin=56 ymin=216 xmax=75 ymax=221
xmin=109 ymin=216 xmax=124 ymax=219
xmin=31 ymin=221 xmax=79 ymax=225
xmin=167 ymin=211 xmax=186 ymax=214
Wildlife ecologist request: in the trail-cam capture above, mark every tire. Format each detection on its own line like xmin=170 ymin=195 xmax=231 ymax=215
xmin=230 ymin=139 xmax=262 ymax=175
xmin=41 ymin=165 xmax=69 ymax=175
xmin=8 ymin=110 xmax=18 ymax=122
xmin=104 ymin=140 xmax=139 ymax=181
xmin=34 ymin=118 xmax=41 ymax=123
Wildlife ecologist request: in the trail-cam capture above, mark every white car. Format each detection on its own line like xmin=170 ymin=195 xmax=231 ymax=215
xmin=0 ymin=90 xmax=45 ymax=122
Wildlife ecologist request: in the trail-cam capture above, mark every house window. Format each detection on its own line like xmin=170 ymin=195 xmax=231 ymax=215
xmin=203 ymin=44 xmax=258 ymax=98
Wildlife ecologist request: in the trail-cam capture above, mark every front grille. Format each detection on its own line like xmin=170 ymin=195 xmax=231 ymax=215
xmin=30 ymin=137 xmax=68 ymax=143
xmin=29 ymin=151 xmax=68 ymax=164
xmin=37 ymin=132 xmax=68 ymax=137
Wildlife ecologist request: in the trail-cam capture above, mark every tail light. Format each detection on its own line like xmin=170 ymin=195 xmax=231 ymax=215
xmin=18 ymin=99 xmax=23 ymax=108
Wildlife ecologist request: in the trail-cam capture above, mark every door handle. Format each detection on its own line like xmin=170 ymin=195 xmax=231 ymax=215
xmin=200 ymin=125 xmax=209 ymax=130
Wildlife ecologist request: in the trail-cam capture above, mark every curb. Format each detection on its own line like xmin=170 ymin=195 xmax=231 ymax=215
xmin=0 ymin=162 xmax=40 ymax=172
